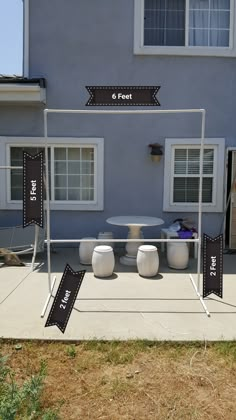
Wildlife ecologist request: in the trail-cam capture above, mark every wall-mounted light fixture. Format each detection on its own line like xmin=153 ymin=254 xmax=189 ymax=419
xmin=148 ymin=143 xmax=163 ymax=162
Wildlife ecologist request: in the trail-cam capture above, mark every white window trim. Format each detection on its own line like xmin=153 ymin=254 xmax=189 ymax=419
xmin=134 ymin=0 xmax=236 ymax=57
xmin=163 ymin=138 xmax=225 ymax=212
xmin=0 ymin=137 xmax=104 ymax=211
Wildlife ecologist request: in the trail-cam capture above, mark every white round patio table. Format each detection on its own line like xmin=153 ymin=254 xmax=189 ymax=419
xmin=106 ymin=216 xmax=164 ymax=266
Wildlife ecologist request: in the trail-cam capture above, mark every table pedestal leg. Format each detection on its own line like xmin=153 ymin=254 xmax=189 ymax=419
xmin=120 ymin=225 xmax=143 ymax=266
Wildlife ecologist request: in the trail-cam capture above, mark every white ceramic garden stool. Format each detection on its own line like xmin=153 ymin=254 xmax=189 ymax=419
xmin=92 ymin=245 xmax=115 ymax=277
xmin=167 ymin=241 xmax=189 ymax=269
xmin=137 ymin=245 xmax=159 ymax=277
xmin=79 ymin=237 xmax=97 ymax=265
xmin=98 ymin=231 xmax=114 ymax=248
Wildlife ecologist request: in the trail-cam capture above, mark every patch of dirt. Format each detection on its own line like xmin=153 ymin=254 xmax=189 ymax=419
xmin=1 ymin=340 xmax=236 ymax=419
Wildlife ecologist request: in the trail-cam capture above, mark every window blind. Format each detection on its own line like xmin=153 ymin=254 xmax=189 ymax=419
xmin=173 ymin=147 xmax=214 ymax=203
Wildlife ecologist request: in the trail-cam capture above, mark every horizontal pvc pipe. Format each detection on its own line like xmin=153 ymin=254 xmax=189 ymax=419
xmin=45 ymin=238 xmax=200 ymax=243
xmin=0 ymin=165 xmax=46 ymax=170
xmin=45 ymin=109 xmax=205 ymax=115
xmin=0 ymin=166 xmax=23 ymax=169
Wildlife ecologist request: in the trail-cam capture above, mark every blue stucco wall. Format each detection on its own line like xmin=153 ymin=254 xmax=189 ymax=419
xmin=1 ymin=0 xmax=236 ymax=240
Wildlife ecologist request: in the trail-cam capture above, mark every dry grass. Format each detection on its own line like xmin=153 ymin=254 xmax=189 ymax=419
xmin=1 ymin=340 xmax=236 ymax=419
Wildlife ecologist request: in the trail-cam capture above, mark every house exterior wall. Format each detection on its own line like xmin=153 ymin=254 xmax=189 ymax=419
xmin=1 ymin=0 xmax=236 ymax=239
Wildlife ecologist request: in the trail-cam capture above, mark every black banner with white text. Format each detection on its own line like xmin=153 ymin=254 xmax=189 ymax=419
xmin=203 ymin=234 xmax=223 ymax=298
xmin=23 ymin=151 xmax=44 ymax=228
xmin=45 ymin=265 xmax=86 ymax=333
xmin=86 ymin=86 xmax=160 ymax=106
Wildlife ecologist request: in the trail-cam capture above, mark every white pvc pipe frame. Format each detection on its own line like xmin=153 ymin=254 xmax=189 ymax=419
xmin=42 ymin=108 xmax=209 ymax=318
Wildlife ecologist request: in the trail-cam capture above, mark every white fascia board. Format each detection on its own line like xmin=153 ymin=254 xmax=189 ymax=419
xmin=0 ymin=84 xmax=46 ymax=104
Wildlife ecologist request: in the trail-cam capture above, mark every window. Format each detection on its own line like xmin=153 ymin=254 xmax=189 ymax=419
xmin=173 ymin=148 xmax=214 ymax=203
xmin=163 ymin=138 xmax=225 ymax=212
xmin=134 ymin=0 xmax=236 ymax=56
xmin=53 ymin=147 xmax=95 ymax=202
xmin=0 ymin=137 xmax=104 ymax=211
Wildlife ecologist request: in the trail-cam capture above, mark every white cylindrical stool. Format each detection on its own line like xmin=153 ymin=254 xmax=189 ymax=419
xmin=92 ymin=245 xmax=115 ymax=277
xmin=137 ymin=245 xmax=159 ymax=277
xmin=167 ymin=241 xmax=189 ymax=269
xmin=98 ymin=231 xmax=114 ymax=248
xmin=79 ymin=237 xmax=97 ymax=265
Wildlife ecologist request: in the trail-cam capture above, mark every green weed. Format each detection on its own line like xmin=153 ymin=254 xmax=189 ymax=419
xmin=66 ymin=344 xmax=77 ymax=358
xmin=214 ymin=341 xmax=236 ymax=361
xmin=103 ymin=348 xmax=134 ymax=365
xmin=0 ymin=354 xmax=60 ymax=420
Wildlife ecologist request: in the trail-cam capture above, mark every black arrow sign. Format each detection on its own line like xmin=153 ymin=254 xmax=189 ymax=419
xmin=23 ymin=151 xmax=44 ymax=228
xmin=45 ymin=264 xmax=86 ymax=333
xmin=86 ymin=86 xmax=160 ymax=106
xmin=203 ymin=234 xmax=223 ymax=298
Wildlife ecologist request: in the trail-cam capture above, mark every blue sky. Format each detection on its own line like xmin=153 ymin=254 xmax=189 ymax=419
xmin=0 ymin=0 xmax=23 ymax=75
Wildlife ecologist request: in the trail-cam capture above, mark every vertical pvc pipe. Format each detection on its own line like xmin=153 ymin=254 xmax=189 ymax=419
xmin=197 ymin=109 xmax=206 ymax=292
xmin=30 ymin=224 xmax=39 ymax=271
xmin=44 ymin=109 xmax=52 ymax=294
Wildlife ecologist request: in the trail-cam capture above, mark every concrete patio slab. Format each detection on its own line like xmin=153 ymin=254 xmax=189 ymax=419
xmin=0 ymin=248 xmax=235 ymax=341
xmin=0 ymin=262 xmax=33 ymax=304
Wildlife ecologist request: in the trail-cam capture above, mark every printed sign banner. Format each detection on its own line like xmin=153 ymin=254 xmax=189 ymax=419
xmin=203 ymin=234 xmax=223 ymax=298
xmin=45 ymin=264 xmax=86 ymax=333
xmin=86 ymin=86 xmax=160 ymax=106
xmin=23 ymin=151 xmax=44 ymax=228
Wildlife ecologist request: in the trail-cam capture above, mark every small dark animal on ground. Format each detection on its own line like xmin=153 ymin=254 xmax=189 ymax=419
xmin=0 ymin=248 xmax=25 ymax=266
